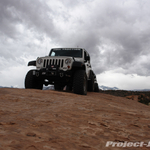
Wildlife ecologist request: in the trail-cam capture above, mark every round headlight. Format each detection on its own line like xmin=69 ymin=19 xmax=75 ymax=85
xmin=37 ymin=58 xmax=43 ymax=64
xmin=65 ymin=58 xmax=71 ymax=64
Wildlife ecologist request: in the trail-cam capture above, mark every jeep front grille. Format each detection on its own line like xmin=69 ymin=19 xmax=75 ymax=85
xmin=43 ymin=59 xmax=64 ymax=68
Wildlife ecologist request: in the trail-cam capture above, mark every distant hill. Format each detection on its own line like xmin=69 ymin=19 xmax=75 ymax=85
xmin=43 ymin=85 xmax=54 ymax=90
xmin=0 ymin=85 xmax=150 ymax=91
xmin=99 ymin=85 xmax=150 ymax=91
xmin=43 ymin=85 xmax=120 ymax=91
xmin=132 ymin=89 xmax=150 ymax=92
xmin=99 ymin=85 xmax=119 ymax=90
xmin=0 ymin=86 xmax=15 ymax=88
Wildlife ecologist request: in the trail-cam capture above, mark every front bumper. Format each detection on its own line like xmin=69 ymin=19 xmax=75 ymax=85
xmin=33 ymin=68 xmax=72 ymax=78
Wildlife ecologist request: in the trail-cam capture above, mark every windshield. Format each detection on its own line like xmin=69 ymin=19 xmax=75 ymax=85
xmin=49 ymin=48 xmax=82 ymax=58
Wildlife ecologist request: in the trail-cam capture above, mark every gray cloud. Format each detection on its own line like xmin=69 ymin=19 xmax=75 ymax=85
xmin=0 ymin=0 xmax=150 ymax=88
xmin=0 ymin=0 xmax=58 ymax=38
xmin=54 ymin=0 xmax=150 ymax=75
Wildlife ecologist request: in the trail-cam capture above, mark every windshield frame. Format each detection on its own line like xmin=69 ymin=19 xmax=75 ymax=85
xmin=49 ymin=48 xmax=83 ymax=58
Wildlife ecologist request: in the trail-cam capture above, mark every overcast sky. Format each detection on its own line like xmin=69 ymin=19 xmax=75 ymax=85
xmin=0 ymin=0 xmax=150 ymax=90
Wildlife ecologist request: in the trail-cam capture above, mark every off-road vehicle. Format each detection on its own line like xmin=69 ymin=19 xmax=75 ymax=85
xmin=25 ymin=48 xmax=99 ymax=95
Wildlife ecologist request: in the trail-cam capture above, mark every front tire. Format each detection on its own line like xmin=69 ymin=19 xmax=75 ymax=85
xmin=25 ymin=70 xmax=43 ymax=90
xmin=73 ymin=70 xmax=87 ymax=95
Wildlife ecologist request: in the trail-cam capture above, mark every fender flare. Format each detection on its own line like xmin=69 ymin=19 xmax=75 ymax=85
xmin=28 ymin=61 xmax=36 ymax=66
xmin=89 ymin=70 xmax=94 ymax=80
xmin=72 ymin=61 xmax=85 ymax=70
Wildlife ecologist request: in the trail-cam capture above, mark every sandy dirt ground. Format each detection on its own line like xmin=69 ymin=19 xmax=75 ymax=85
xmin=0 ymin=88 xmax=150 ymax=150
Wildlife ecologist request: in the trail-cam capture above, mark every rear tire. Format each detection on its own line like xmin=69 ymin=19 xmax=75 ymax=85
xmin=88 ymin=75 xmax=95 ymax=92
xmin=25 ymin=70 xmax=43 ymax=90
xmin=73 ymin=70 xmax=87 ymax=95
xmin=94 ymin=83 xmax=99 ymax=92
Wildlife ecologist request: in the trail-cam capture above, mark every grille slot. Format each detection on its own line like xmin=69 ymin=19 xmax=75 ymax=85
xmin=46 ymin=59 xmax=49 ymax=68
xmin=58 ymin=59 xmax=61 ymax=66
xmin=61 ymin=60 xmax=64 ymax=67
xmin=52 ymin=59 xmax=55 ymax=65
xmin=43 ymin=59 xmax=64 ymax=69
xmin=44 ymin=60 xmax=46 ymax=67
xmin=49 ymin=59 xmax=52 ymax=65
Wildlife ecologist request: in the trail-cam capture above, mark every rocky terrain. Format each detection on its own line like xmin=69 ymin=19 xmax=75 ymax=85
xmin=100 ymin=90 xmax=150 ymax=105
xmin=0 ymin=88 xmax=150 ymax=150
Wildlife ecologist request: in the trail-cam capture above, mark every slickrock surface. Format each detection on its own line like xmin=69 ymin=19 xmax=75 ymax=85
xmin=0 ymin=88 xmax=150 ymax=150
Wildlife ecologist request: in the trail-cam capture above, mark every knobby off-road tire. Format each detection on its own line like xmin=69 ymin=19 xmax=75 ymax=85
xmin=73 ymin=70 xmax=87 ymax=95
xmin=25 ymin=70 xmax=43 ymax=90
xmin=94 ymin=83 xmax=99 ymax=92
xmin=88 ymin=75 xmax=95 ymax=92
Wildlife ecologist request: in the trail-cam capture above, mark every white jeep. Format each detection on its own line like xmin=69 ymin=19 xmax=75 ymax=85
xmin=25 ymin=48 xmax=99 ymax=95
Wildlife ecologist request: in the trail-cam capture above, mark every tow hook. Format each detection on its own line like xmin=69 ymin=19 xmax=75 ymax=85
xmin=60 ymin=73 xmax=64 ymax=77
